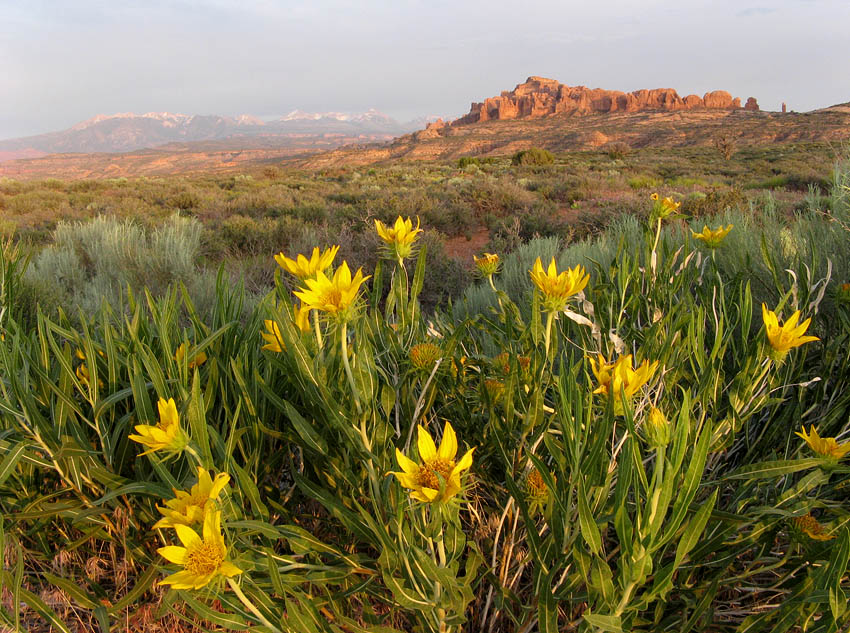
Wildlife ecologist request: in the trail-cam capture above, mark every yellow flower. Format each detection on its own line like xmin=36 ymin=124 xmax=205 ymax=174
xmin=128 ymin=397 xmax=188 ymax=456
xmin=76 ymin=363 xmax=104 ymax=389
xmin=651 ymin=195 xmax=681 ymax=221
xmin=391 ymin=422 xmax=475 ymax=503
xmin=154 ymin=467 xmax=230 ymax=530
xmin=795 ymin=425 xmax=850 ymax=460
xmin=644 ymin=407 xmax=672 ymax=448
xmin=294 ymin=261 xmax=370 ymax=319
xmin=762 ymin=304 xmax=819 ymax=359
xmin=659 ymin=196 xmax=680 ymax=217
xmin=261 ymin=320 xmax=285 ymax=353
xmin=174 ymin=343 xmax=207 ymax=369
xmin=529 ymin=257 xmax=590 ymax=313
xmin=792 ymin=513 xmax=835 ymax=541
xmin=410 ymin=343 xmax=442 ymax=371
xmin=590 ymin=354 xmax=659 ymax=415
xmin=375 ymin=216 xmax=423 ymax=260
xmin=274 ymin=246 xmax=339 ymax=280
xmin=157 ymin=508 xmax=242 ymax=590
xmin=473 ymin=252 xmax=501 ymax=277
xmin=692 ymin=224 xmax=733 ymax=249
xmin=836 ymin=282 xmax=850 ymax=304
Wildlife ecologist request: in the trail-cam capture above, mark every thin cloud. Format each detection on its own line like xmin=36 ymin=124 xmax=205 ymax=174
xmin=737 ymin=7 xmax=778 ymax=16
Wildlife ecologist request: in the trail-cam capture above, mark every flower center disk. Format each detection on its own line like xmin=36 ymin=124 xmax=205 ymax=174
xmin=185 ymin=541 xmax=225 ymax=576
xmin=417 ymin=458 xmax=453 ymax=490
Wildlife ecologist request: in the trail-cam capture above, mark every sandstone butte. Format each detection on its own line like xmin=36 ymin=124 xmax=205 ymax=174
xmin=417 ymin=76 xmax=759 ymax=138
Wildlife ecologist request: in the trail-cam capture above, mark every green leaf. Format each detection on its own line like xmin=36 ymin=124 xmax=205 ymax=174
xmin=725 ymin=458 xmax=826 ymax=480
xmin=0 ymin=441 xmax=27 ymax=487
xmin=663 ymin=423 xmax=711 ymax=546
xmin=578 ymin=479 xmax=603 ymax=555
xmin=283 ymin=400 xmax=328 ymax=457
xmin=674 ymin=489 xmax=717 ymax=567
xmin=583 ymin=612 xmax=623 ymax=633
xmin=537 ymin=570 xmax=558 ymax=633
xmin=188 ymin=370 xmax=212 ymax=467
xmin=93 ymin=606 xmax=111 ymax=633
xmin=41 ymin=572 xmax=99 ymax=609
xmin=172 ymin=591 xmax=247 ymax=630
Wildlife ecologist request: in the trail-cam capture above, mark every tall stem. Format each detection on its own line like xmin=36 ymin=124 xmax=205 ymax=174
xmin=184 ymin=444 xmax=204 ymax=468
xmin=651 ymin=217 xmax=662 ymax=280
xmin=312 ymin=309 xmax=323 ymax=349
xmin=340 ymin=321 xmax=362 ymax=414
xmin=544 ymin=312 xmax=555 ymax=364
xmin=488 ymin=274 xmax=503 ymax=311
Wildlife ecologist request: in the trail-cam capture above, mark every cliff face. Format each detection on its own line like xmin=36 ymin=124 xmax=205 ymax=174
xmin=450 ymin=77 xmax=757 ymax=125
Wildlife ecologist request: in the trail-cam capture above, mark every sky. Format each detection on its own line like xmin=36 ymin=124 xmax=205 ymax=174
xmin=1 ymin=0 xmax=849 ymax=139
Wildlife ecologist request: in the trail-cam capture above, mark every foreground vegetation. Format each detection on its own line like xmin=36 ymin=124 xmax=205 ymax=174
xmin=1 ymin=153 xmax=850 ymax=632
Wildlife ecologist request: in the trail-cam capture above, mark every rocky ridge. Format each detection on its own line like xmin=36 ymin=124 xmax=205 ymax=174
xmin=417 ymin=77 xmax=758 ymax=138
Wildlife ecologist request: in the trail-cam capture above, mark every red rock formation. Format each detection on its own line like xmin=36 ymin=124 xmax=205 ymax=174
xmin=744 ymin=97 xmax=760 ymax=111
xmin=452 ymin=77 xmax=751 ymax=126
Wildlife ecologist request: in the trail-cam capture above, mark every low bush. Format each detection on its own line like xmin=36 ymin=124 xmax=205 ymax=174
xmin=511 ymin=147 xmax=555 ymax=166
xmin=628 ymin=174 xmax=664 ymax=189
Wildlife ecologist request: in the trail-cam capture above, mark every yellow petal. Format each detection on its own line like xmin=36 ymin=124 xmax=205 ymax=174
xmin=392 ymin=471 xmax=420 ymax=489
xmin=453 ymin=447 xmax=475 ymax=475
xmin=395 ymin=448 xmax=419 ymax=475
xmin=209 ymin=472 xmax=230 ymax=499
xmin=437 ymin=422 xmax=458 ymax=461
xmin=158 ymin=570 xmax=198 ymax=589
xmin=418 ymin=487 xmax=440 ymax=501
xmin=174 ymin=524 xmax=202 ymax=550
xmin=219 ymin=561 xmax=243 ymax=577
xmin=157 ymin=545 xmax=188 ymax=565
xmin=417 ymin=426 xmax=437 ymax=461
xmin=445 ymin=475 xmax=462 ymax=499
xmin=762 ymin=304 xmax=777 ymax=329
xmin=158 ymin=398 xmax=179 ymax=428
xmin=203 ymin=508 xmax=221 ymax=543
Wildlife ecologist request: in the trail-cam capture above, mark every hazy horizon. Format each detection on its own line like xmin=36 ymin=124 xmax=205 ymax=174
xmin=2 ymin=0 xmax=849 ymax=140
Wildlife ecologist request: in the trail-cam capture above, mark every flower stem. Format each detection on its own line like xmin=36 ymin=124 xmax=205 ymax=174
xmin=436 ymin=532 xmax=448 ymax=632
xmin=312 ymin=309 xmax=323 ymax=350
xmin=226 ymin=577 xmax=281 ymax=633
xmin=544 ymin=311 xmax=555 ymax=364
xmin=488 ymin=274 xmax=503 ymax=311
xmin=184 ymin=444 xmax=204 ymax=468
xmin=651 ymin=217 xmax=662 ymax=280
xmin=340 ymin=321 xmax=362 ymax=414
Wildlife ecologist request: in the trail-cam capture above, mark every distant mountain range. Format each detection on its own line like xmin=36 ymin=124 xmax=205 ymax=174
xmin=0 ymin=110 xmax=439 ymax=161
